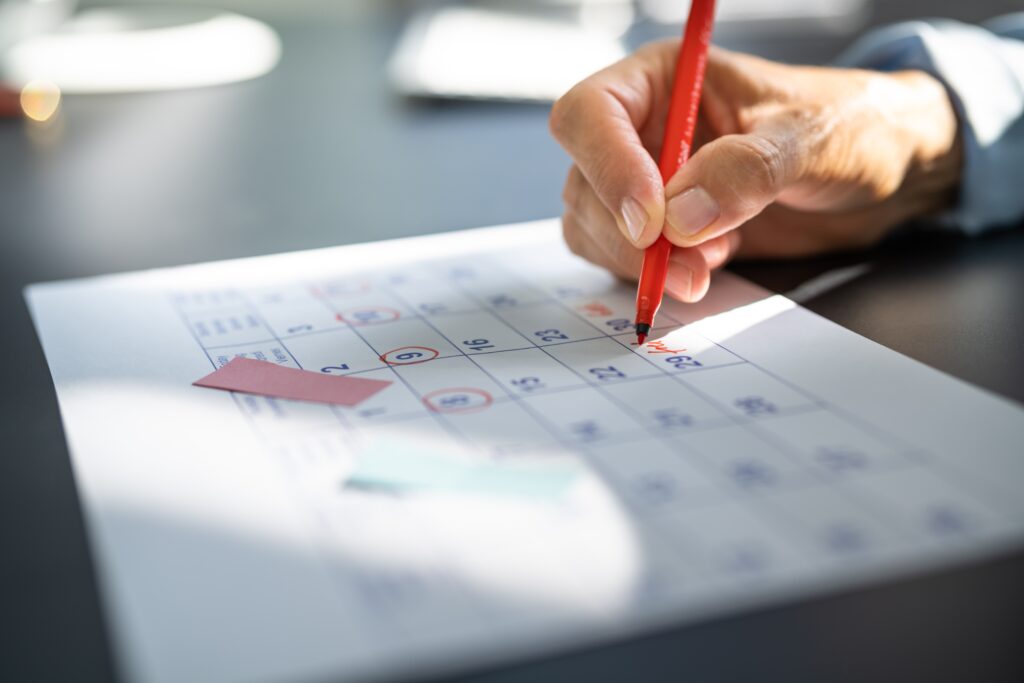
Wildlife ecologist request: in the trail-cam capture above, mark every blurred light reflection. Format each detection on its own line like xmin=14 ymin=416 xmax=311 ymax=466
xmin=4 ymin=7 xmax=281 ymax=93
xmin=19 ymin=78 xmax=60 ymax=121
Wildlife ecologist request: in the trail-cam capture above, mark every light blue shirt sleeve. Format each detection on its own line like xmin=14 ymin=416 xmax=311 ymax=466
xmin=835 ymin=13 xmax=1024 ymax=234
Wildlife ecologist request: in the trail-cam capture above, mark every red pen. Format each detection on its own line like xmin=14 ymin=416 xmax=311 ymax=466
xmin=634 ymin=0 xmax=716 ymax=345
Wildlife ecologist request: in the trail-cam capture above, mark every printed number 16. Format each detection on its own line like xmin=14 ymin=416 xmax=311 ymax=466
xmin=463 ymin=338 xmax=494 ymax=351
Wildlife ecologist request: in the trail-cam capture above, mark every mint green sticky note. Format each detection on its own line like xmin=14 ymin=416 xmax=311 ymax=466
xmin=347 ymin=440 xmax=577 ymax=501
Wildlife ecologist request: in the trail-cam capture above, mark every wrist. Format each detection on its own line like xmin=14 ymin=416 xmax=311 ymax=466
xmin=890 ymin=70 xmax=963 ymax=212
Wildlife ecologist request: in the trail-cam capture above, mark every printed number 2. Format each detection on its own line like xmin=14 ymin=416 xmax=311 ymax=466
xmin=589 ymin=366 xmax=626 ymax=381
xmin=321 ymin=364 xmax=350 ymax=373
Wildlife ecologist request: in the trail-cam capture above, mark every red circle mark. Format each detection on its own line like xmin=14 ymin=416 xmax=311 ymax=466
xmin=380 ymin=346 xmax=441 ymax=365
xmin=422 ymin=387 xmax=494 ymax=415
xmin=336 ymin=306 xmax=402 ymax=326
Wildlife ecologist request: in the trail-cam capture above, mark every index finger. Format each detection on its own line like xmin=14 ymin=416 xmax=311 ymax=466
xmin=549 ymin=42 xmax=678 ymax=248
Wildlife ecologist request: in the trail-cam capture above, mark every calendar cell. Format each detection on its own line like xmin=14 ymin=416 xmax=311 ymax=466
xmin=235 ymin=393 xmax=341 ymax=440
xmin=623 ymin=327 xmax=743 ymax=373
xmin=470 ymin=283 xmax=548 ymax=310
xmin=543 ymin=337 xmax=661 ymax=385
xmin=385 ymin=275 xmax=481 ymax=317
xmin=440 ymin=401 xmax=559 ymax=453
xmin=677 ymin=426 xmax=812 ymax=492
xmin=170 ymin=288 xmax=244 ymax=314
xmin=248 ymin=286 xmax=348 ymax=338
xmin=658 ymin=503 xmax=812 ymax=582
xmin=280 ymin=327 xmax=388 ymax=375
xmin=186 ymin=308 xmax=271 ymax=348
xmin=470 ymin=348 xmax=586 ymax=395
xmin=846 ymin=468 xmax=1012 ymax=543
xmin=393 ymin=356 xmax=507 ymax=400
xmin=355 ymin=318 xmax=462 ymax=360
xmin=522 ymin=387 xmax=646 ymax=444
xmin=585 ymin=438 xmax=718 ymax=514
xmin=600 ymin=376 xmax=730 ymax=432
xmin=208 ymin=341 xmax=298 ymax=368
xmin=680 ymin=363 xmax=817 ymax=418
xmin=345 ymin=369 xmax=432 ymax=424
xmin=755 ymin=409 xmax=909 ymax=476
xmin=426 ymin=310 xmax=532 ymax=354
xmin=496 ymin=302 xmax=603 ymax=346
xmin=564 ymin=287 xmax=682 ymax=333
xmin=762 ymin=485 xmax=904 ymax=558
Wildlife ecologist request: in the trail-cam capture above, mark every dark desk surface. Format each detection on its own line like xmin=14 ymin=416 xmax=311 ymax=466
xmin=2 ymin=2 xmax=1023 ymax=682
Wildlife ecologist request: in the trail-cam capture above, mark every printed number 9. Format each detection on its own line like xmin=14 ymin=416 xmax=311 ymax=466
xmin=395 ymin=351 xmax=423 ymax=361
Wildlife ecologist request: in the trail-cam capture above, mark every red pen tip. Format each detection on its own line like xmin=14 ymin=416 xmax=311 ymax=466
xmin=636 ymin=332 xmax=647 ymax=345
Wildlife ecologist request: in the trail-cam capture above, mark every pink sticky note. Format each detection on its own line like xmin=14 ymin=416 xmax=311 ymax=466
xmin=194 ymin=358 xmax=391 ymax=406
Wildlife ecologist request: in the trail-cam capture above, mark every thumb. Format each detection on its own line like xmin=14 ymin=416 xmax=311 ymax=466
xmin=660 ymin=129 xmax=803 ymax=247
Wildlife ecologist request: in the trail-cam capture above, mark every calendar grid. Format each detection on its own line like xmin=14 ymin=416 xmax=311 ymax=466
xmin=484 ymin=261 xmax=1018 ymax=541
xmin=307 ymin=287 xmax=475 ymax=443
xmin=475 ymin=261 xmax=912 ymax=535
xmin=170 ymin=252 xmax=1017 ymax=595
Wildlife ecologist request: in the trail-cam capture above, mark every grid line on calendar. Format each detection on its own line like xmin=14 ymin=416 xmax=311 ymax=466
xmin=168 ymin=252 xmax=1015 ymax=569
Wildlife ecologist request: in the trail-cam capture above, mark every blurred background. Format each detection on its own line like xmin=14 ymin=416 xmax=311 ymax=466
xmin=1 ymin=0 xmax=1021 ymax=283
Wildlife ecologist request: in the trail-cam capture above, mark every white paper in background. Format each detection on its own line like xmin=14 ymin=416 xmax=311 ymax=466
xmin=389 ymin=7 xmax=627 ymax=102
xmin=26 ymin=220 xmax=1024 ymax=683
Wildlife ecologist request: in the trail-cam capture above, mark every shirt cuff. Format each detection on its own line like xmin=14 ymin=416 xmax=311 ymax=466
xmin=835 ymin=19 xmax=1024 ymax=234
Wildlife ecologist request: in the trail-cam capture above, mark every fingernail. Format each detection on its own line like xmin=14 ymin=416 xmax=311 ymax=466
xmin=665 ymin=263 xmax=693 ymax=301
xmin=620 ymin=197 xmax=648 ymax=244
xmin=666 ymin=186 xmax=719 ymax=237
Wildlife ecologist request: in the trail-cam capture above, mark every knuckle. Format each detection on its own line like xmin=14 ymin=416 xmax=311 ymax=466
xmin=549 ymin=83 xmax=590 ymax=143
xmin=561 ymin=167 xmax=579 ymax=206
xmin=728 ymin=135 xmax=786 ymax=197
xmin=587 ymin=149 xmax=618 ymax=199
xmin=609 ymin=240 xmax=641 ymax=277
xmin=562 ymin=166 xmax=590 ymax=214
xmin=561 ymin=218 xmax=586 ymax=257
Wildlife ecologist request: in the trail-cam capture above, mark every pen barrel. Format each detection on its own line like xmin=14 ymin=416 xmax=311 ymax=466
xmin=657 ymin=0 xmax=716 ymax=182
xmin=635 ymin=235 xmax=673 ymax=326
xmin=636 ymin=0 xmax=716 ymax=337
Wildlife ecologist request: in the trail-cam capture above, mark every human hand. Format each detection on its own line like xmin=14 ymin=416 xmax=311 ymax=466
xmin=550 ymin=41 xmax=962 ymax=302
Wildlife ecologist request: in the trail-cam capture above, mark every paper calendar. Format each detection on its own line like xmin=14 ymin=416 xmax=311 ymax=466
xmin=26 ymin=220 xmax=1024 ymax=683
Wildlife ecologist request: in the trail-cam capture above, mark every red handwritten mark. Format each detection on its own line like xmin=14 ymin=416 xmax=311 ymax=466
xmin=380 ymin=346 xmax=440 ymax=365
xmin=580 ymin=302 xmax=614 ymax=317
xmin=422 ymin=387 xmax=493 ymax=414
xmin=336 ymin=306 xmax=402 ymax=326
xmin=644 ymin=340 xmax=687 ymax=355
